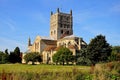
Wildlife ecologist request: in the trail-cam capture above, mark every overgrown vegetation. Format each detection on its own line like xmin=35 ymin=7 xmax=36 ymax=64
xmin=94 ymin=61 xmax=120 ymax=80
xmin=108 ymin=46 xmax=120 ymax=61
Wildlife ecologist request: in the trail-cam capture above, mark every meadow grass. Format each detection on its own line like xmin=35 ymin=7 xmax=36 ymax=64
xmin=0 ymin=62 xmax=119 ymax=80
xmin=0 ymin=64 xmax=91 ymax=80
xmin=0 ymin=64 xmax=90 ymax=73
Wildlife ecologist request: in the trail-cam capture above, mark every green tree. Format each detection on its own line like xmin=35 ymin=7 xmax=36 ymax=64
xmin=9 ymin=52 xmax=16 ymax=63
xmin=5 ymin=49 xmax=9 ymax=54
xmin=9 ymin=47 xmax=21 ymax=63
xmin=109 ymin=46 xmax=120 ymax=61
xmin=77 ymin=48 xmax=91 ymax=65
xmin=0 ymin=51 xmax=9 ymax=64
xmin=52 ymin=52 xmax=60 ymax=65
xmin=52 ymin=47 xmax=73 ymax=65
xmin=87 ymin=34 xmax=112 ymax=65
xmin=14 ymin=47 xmax=21 ymax=63
xmin=24 ymin=52 xmax=42 ymax=65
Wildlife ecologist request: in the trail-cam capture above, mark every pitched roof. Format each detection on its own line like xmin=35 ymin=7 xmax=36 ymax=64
xmin=42 ymin=40 xmax=57 ymax=45
xmin=35 ymin=35 xmax=54 ymax=41
xmin=54 ymin=46 xmax=63 ymax=51
xmin=44 ymin=46 xmax=56 ymax=51
xmin=68 ymin=45 xmax=78 ymax=49
xmin=63 ymin=35 xmax=78 ymax=39
xmin=40 ymin=36 xmax=54 ymax=40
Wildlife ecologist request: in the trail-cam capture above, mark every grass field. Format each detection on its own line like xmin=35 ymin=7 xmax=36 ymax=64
xmin=0 ymin=62 xmax=120 ymax=80
xmin=0 ymin=64 xmax=91 ymax=80
xmin=0 ymin=64 xmax=90 ymax=73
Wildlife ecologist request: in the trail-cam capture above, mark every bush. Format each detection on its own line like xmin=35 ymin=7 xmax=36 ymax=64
xmin=94 ymin=61 xmax=120 ymax=80
xmin=76 ymin=73 xmax=92 ymax=80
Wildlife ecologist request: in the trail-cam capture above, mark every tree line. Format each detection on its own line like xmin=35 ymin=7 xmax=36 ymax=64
xmin=0 ymin=47 xmax=22 ymax=64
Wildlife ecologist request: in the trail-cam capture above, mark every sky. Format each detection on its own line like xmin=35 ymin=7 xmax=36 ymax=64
xmin=0 ymin=0 xmax=120 ymax=52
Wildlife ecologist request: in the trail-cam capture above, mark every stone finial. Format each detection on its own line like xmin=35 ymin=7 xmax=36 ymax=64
xmin=57 ymin=8 xmax=60 ymax=13
xmin=51 ymin=11 xmax=53 ymax=15
xmin=70 ymin=10 xmax=72 ymax=15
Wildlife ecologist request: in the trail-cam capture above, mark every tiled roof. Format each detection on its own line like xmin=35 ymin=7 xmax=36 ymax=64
xmin=44 ymin=46 xmax=56 ymax=51
xmin=54 ymin=46 xmax=63 ymax=51
xmin=63 ymin=35 xmax=78 ymax=39
xmin=68 ymin=45 xmax=78 ymax=49
xmin=42 ymin=40 xmax=57 ymax=45
xmin=40 ymin=36 xmax=54 ymax=40
xmin=36 ymin=35 xmax=54 ymax=40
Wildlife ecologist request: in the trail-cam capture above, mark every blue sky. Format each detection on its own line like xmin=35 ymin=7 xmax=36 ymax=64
xmin=0 ymin=0 xmax=120 ymax=52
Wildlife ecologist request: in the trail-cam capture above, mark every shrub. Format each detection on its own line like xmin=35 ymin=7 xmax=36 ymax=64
xmin=94 ymin=61 xmax=120 ymax=80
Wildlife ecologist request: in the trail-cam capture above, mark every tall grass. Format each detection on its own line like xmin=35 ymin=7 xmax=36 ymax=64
xmin=94 ymin=61 xmax=120 ymax=80
xmin=0 ymin=64 xmax=91 ymax=80
xmin=0 ymin=62 xmax=119 ymax=80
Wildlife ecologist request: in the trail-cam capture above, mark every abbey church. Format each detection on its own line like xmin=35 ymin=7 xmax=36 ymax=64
xmin=27 ymin=8 xmax=87 ymax=64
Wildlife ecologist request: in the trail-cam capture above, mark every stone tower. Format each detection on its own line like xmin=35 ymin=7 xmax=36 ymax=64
xmin=50 ymin=8 xmax=73 ymax=40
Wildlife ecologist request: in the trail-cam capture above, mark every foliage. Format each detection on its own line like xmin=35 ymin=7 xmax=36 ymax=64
xmin=9 ymin=47 xmax=21 ymax=63
xmin=0 ymin=64 xmax=90 ymax=80
xmin=109 ymin=46 xmax=120 ymax=61
xmin=52 ymin=47 xmax=73 ymax=65
xmin=76 ymin=73 xmax=93 ymax=80
xmin=24 ymin=52 xmax=42 ymax=65
xmin=9 ymin=52 xmax=17 ymax=63
xmin=76 ymin=48 xmax=92 ymax=65
xmin=5 ymin=49 xmax=8 ymax=54
xmin=0 ymin=51 xmax=9 ymax=64
xmin=87 ymin=34 xmax=112 ymax=64
xmin=14 ymin=47 xmax=21 ymax=63
xmin=94 ymin=61 xmax=120 ymax=80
